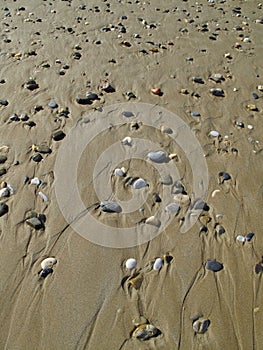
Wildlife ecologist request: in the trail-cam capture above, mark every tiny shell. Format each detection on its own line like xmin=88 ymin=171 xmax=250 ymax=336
xmin=236 ymin=235 xmax=246 ymax=242
xmin=153 ymin=258 xmax=163 ymax=271
xmin=212 ymin=189 xmax=220 ymax=197
xmin=147 ymin=151 xmax=167 ymax=163
xmin=132 ymin=178 xmax=148 ymax=189
xmin=41 ymin=257 xmax=57 ymax=269
xmin=145 ymin=216 xmax=161 ymax=227
xmin=125 ymin=258 xmax=137 ymax=269
xmin=38 ymin=191 xmax=49 ymax=202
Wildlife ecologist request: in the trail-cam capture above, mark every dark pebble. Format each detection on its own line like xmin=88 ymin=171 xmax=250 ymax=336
xmin=0 ymin=202 xmax=8 ymax=217
xmin=235 ymin=121 xmax=244 ymax=128
xmin=219 ymin=172 xmax=231 ymax=181
xmin=32 ymin=153 xmax=43 ymax=162
xmin=193 ymin=199 xmax=209 ymax=211
xmin=245 ymin=232 xmax=254 ymax=242
xmin=25 ymin=121 xmax=36 ymax=127
xmin=191 ymin=111 xmax=201 ymax=117
xmin=26 ymin=217 xmax=43 ymax=230
xmin=20 ymin=114 xmax=29 ymax=121
xmin=39 ymin=268 xmax=53 ymax=278
xmin=26 ymin=79 xmax=39 ymax=90
xmin=205 ymin=260 xmax=224 ymax=272
xmin=10 ymin=113 xmax=20 ymax=121
xmin=73 ymin=52 xmax=82 ymax=59
xmin=24 ymin=176 xmax=29 ymax=184
xmin=215 ymin=225 xmax=225 ymax=234
xmin=100 ymin=201 xmax=122 ymax=213
xmin=52 ymin=130 xmax=66 ymax=141
xmin=0 ymin=155 xmax=7 ymax=164
xmin=0 ymin=99 xmax=8 ymax=106
xmin=153 ymin=193 xmax=162 ymax=203
xmin=192 ymin=77 xmax=204 ymax=84
xmin=122 ymin=111 xmax=134 ymax=118
xmin=86 ymin=92 xmax=99 ymax=100
xmin=0 ymin=168 xmax=6 ymax=176
xmin=252 ymin=92 xmax=259 ymax=99
xmin=255 ymin=264 xmax=263 ymax=274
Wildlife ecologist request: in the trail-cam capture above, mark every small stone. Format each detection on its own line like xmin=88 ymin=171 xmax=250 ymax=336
xmin=132 ymin=178 xmax=148 ymax=189
xmin=193 ymin=319 xmax=210 ymax=334
xmin=32 ymin=153 xmax=43 ymax=163
xmin=0 ymin=168 xmax=6 ymax=176
xmin=161 ymin=126 xmax=173 ymax=134
xmin=121 ymin=136 xmax=132 ymax=146
xmin=100 ymin=201 xmax=122 ymax=213
xmin=0 ymin=187 xmax=10 ymax=198
xmin=252 ymin=93 xmax=259 ymax=99
xmin=20 ymin=114 xmax=29 ymax=121
xmin=205 ymin=260 xmax=224 ymax=272
xmin=30 ymin=177 xmax=41 ymax=185
xmin=52 ymin=130 xmax=65 ymax=141
xmin=125 ymin=258 xmax=137 ymax=269
xmin=38 ymin=191 xmax=48 ymax=202
xmin=165 ymin=203 xmax=180 ymax=214
xmin=257 ymin=85 xmax=263 ymax=91
xmin=0 ymin=99 xmax=8 ymax=106
xmin=153 ymin=193 xmax=162 ymax=203
xmin=48 ymin=101 xmax=58 ymax=108
xmin=114 ymin=167 xmax=126 ymax=177
xmin=245 ymin=232 xmax=254 ymax=242
xmin=10 ymin=113 xmax=20 ymax=121
xmin=236 ymin=235 xmax=246 ymax=242
xmin=153 ymin=258 xmax=163 ymax=270
xmin=235 ymin=121 xmax=244 ymax=128
xmin=26 ymin=217 xmax=43 ymax=230
xmin=34 ymin=145 xmax=52 ymax=154
xmin=219 ymin=172 xmax=231 ymax=182
xmin=147 ymin=151 xmax=167 ymax=163
xmin=161 ymin=175 xmax=173 ymax=185
xmin=209 ymin=130 xmax=220 ymax=137
xmin=215 ymin=225 xmax=225 ymax=234
xmin=246 ymin=104 xmax=258 ymax=111
xmin=145 ymin=216 xmax=161 ymax=227
xmin=39 ymin=268 xmax=53 ymax=278
xmin=0 ymin=155 xmax=7 ymax=164
xmin=132 ymin=324 xmax=161 ymax=341
xmin=151 ymin=87 xmax=161 ymax=95
xmin=0 ymin=202 xmax=8 ymax=216
xmin=86 ymin=92 xmax=99 ymax=100
xmin=122 ymin=111 xmax=134 ymax=118
xmin=41 ymin=257 xmax=57 ymax=269
xmin=191 ymin=111 xmax=200 ymax=117
xmin=210 ymin=88 xmax=224 ymax=97
xmin=193 ymin=199 xmax=209 ymax=211
xmin=192 ymin=77 xmax=204 ymax=84
xmin=25 ymin=79 xmax=39 ymax=90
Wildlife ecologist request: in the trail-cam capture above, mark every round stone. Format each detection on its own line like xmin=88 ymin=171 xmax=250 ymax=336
xmin=147 ymin=151 xmax=167 ymax=163
xmin=52 ymin=130 xmax=66 ymax=141
xmin=236 ymin=235 xmax=245 ymax=242
xmin=39 ymin=268 xmax=53 ymax=278
xmin=48 ymin=101 xmax=58 ymax=108
xmin=0 ymin=202 xmax=8 ymax=216
xmin=132 ymin=178 xmax=148 ymax=189
xmin=32 ymin=153 xmax=43 ymax=163
xmin=125 ymin=258 xmax=137 ymax=269
xmin=100 ymin=201 xmax=122 ymax=213
xmin=153 ymin=258 xmax=163 ymax=271
xmin=205 ymin=260 xmax=224 ymax=272
xmin=41 ymin=257 xmax=57 ymax=269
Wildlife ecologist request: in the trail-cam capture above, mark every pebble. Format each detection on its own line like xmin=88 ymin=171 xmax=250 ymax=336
xmin=236 ymin=235 xmax=246 ymax=242
xmin=39 ymin=268 xmax=53 ymax=278
xmin=52 ymin=130 xmax=66 ymax=141
xmin=48 ymin=101 xmax=58 ymax=108
xmin=219 ymin=172 xmax=231 ymax=181
xmin=165 ymin=203 xmax=180 ymax=213
xmin=257 ymin=85 xmax=263 ymax=91
xmin=0 ymin=168 xmax=6 ymax=176
xmin=245 ymin=232 xmax=254 ymax=242
xmin=215 ymin=225 xmax=225 ymax=234
xmin=26 ymin=217 xmax=43 ymax=230
xmin=193 ymin=199 xmax=209 ymax=211
xmin=205 ymin=260 xmax=224 ymax=272
xmin=121 ymin=136 xmax=132 ymax=146
xmin=151 ymin=87 xmax=161 ymax=95
xmin=153 ymin=258 xmax=163 ymax=270
xmin=30 ymin=177 xmax=41 ymax=185
xmin=122 ymin=111 xmax=134 ymax=118
xmin=153 ymin=193 xmax=162 ymax=203
xmin=193 ymin=319 xmax=210 ymax=334
xmin=41 ymin=257 xmax=57 ymax=270
xmin=38 ymin=191 xmax=48 ymax=202
xmin=0 ymin=187 xmax=10 ymax=198
xmin=0 ymin=99 xmax=8 ymax=106
xmin=100 ymin=201 xmax=122 ymax=213
xmin=147 ymin=151 xmax=167 ymax=163
xmin=252 ymin=93 xmax=259 ymax=99
xmin=246 ymin=104 xmax=258 ymax=111
xmin=33 ymin=145 xmax=52 ymax=154
xmin=0 ymin=202 xmax=8 ymax=216
xmin=192 ymin=77 xmax=204 ymax=84
xmin=191 ymin=112 xmax=200 ymax=117
xmin=125 ymin=258 xmax=137 ymax=269
xmin=145 ymin=216 xmax=161 ymax=227
xmin=132 ymin=178 xmax=148 ymax=189
xmin=0 ymin=155 xmax=7 ymax=164
xmin=210 ymin=88 xmax=224 ymax=97
xmin=32 ymin=153 xmax=43 ymax=163
xmin=114 ymin=167 xmax=126 ymax=177
xmin=25 ymin=79 xmax=39 ymax=90
xmin=235 ymin=121 xmax=244 ymax=128
xmin=10 ymin=113 xmax=20 ymax=122
xmin=132 ymin=324 xmax=161 ymax=341
xmin=160 ymin=126 xmax=173 ymax=134
xmin=209 ymin=130 xmax=220 ymax=137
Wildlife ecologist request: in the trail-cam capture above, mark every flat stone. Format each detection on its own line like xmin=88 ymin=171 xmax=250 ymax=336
xmin=0 ymin=155 xmax=7 ymax=164
xmin=100 ymin=201 xmax=122 ymax=213
xmin=0 ymin=202 xmax=8 ymax=216
xmin=0 ymin=168 xmax=6 ymax=176
xmin=132 ymin=324 xmax=161 ymax=340
xmin=205 ymin=260 xmax=224 ymax=272
xmin=147 ymin=151 xmax=167 ymax=163
xmin=26 ymin=217 xmax=43 ymax=230
xmin=39 ymin=268 xmax=53 ymax=278
xmin=35 ymin=145 xmax=52 ymax=154
xmin=32 ymin=153 xmax=43 ymax=163
xmin=193 ymin=319 xmax=210 ymax=334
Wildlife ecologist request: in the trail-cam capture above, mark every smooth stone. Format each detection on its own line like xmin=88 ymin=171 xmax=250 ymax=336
xmin=209 ymin=130 xmax=220 ymax=137
xmin=114 ymin=168 xmax=126 ymax=177
xmin=193 ymin=199 xmax=209 ymax=211
xmin=52 ymin=130 xmax=66 ymax=141
xmin=0 ymin=99 xmax=8 ymax=106
xmin=76 ymin=96 xmax=92 ymax=105
xmin=0 ymin=168 xmax=6 ymax=176
xmin=32 ymin=153 xmax=43 ymax=163
xmin=0 ymin=187 xmax=10 ymax=198
xmin=161 ymin=175 xmax=173 ymax=185
xmin=153 ymin=258 xmax=163 ymax=270
xmin=35 ymin=145 xmax=52 ymax=154
xmin=153 ymin=193 xmax=162 ymax=203
xmin=10 ymin=113 xmax=20 ymax=121
xmin=145 ymin=216 xmax=161 ymax=227
xmin=147 ymin=151 xmax=167 ymax=163
xmin=125 ymin=258 xmax=137 ymax=269
xmin=132 ymin=178 xmax=148 ymax=189
xmin=245 ymin=232 xmax=254 ymax=242
xmin=132 ymin=324 xmax=161 ymax=340
xmin=30 ymin=177 xmax=41 ymax=185
xmin=121 ymin=136 xmax=132 ymax=146
xmin=86 ymin=92 xmax=99 ymax=100
xmin=193 ymin=319 xmax=210 ymax=334
xmin=26 ymin=217 xmax=43 ymax=230
xmin=48 ymin=101 xmax=58 ymax=108
xmin=235 ymin=121 xmax=244 ymax=128
xmin=191 ymin=111 xmax=201 ymax=117
xmin=0 ymin=202 xmax=8 ymax=216
xmin=161 ymin=126 xmax=173 ymax=134
xmin=215 ymin=225 xmax=225 ymax=234
xmin=39 ymin=268 xmax=53 ymax=278
xmin=252 ymin=93 xmax=259 ymax=99
xmin=100 ymin=201 xmax=122 ymax=213
xmin=210 ymin=88 xmax=224 ymax=96
xmin=0 ymin=155 xmax=7 ymax=164
xmin=192 ymin=77 xmax=204 ymax=84
xmin=205 ymin=260 xmax=224 ymax=272
xmin=122 ymin=111 xmax=134 ymax=118
xmin=165 ymin=203 xmax=180 ymax=213
xmin=236 ymin=235 xmax=246 ymax=242
xmin=219 ymin=172 xmax=231 ymax=181
xmin=38 ymin=191 xmax=48 ymax=201
xmin=41 ymin=257 xmax=57 ymax=270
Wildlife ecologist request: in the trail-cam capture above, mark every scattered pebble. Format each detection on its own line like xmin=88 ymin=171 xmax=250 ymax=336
xmin=52 ymin=130 xmax=66 ymax=141
xmin=132 ymin=178 xmax=148 ymax=189
xmin=147 ymin=151 xmax=167 ymax=163
xmin=114 ymin=167 xmax=126 ymax=177
xmin=0 ymin=202 xmax=8 ymax=216
xmin=193 ymin=318 xmax=210 ymax=334
xmin=153 ymin=258 xmax=163 ymax=271
xmin=39 ymin=268 xmax=53 ymax=278
xmin=205 ymin=260 xmax=224 ymax=272
xmin=100 ymin=201 xmax=122 ymax=213
xmin=236 ymin=235 xmax=246 ymax=243
xmin=209 ymin=130 xmax=220 ymax=137
xmin=26 ymin=217 xmax=43 ymax=230
xmin=132 ymin=323 xmax=161 ymax=341
xmin=41 ymin=257 xmax=57 ymax=269
xmin=125 ymin=258 xmax=137 ymax=269
xmin=210 ymin=88 xmax=224 ymax=97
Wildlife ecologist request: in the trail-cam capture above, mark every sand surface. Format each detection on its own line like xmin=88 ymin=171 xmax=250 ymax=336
xmin=0 ymin=0 xmax=263 ymax=349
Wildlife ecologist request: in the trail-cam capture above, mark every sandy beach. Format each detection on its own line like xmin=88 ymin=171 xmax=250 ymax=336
xmin=0 ymin=0 xmax=263 ymax=349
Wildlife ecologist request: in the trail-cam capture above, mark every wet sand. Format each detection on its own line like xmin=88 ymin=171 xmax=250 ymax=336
xmin=0 ymin=0 xmax=263 ymax=349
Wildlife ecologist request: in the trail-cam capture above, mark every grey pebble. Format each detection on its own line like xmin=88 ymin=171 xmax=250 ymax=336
xmin=48 ymin=101 xmax=58 ymax=108
xmin=26 ymin=217 xmax=43 ymax=230
xmin=147 ymin=151 xmax=167 ymax=163
xmin=0 ymin=168 xmax=6 ymax=176
xmin=0 ymin=202 xmax=8 ymax=216
xmin=219 ymin=172 xmax=231 ymax=181
xmin=153 ymin=193 xmax=162 ymax=203
xmin=191 ymin=111 xmax=201 ymax=117
xmin=39 ymin=268 xmax=53 ymax=278
xmin=161 ymin=175 xmax=173 ymax=185
xmin=32 ymin=153 xmax=43 ymax=163
xmin=210 ymin=88 xmax=224 ymax=97
xmin=245 ymin=232 xmax=254 ymax=242
xmin=205 ymin=260 xmax=224 ymax=272
xmin=25 ymin=79 xmax=39 ymax=91
xmin=10 ymin=113 xmax=20 ymax=121
xmin=20 ymin=114 xmax=29 ymax=121
xmin=192 ymin=77 xmax=204 ymax=84
xmin=0 ymin=156 xmax=7 ymax=164
xmin=100 ymin=201 xmax=122 ymax=213
xmin=215 ymin=225 xmax=225 ymax=234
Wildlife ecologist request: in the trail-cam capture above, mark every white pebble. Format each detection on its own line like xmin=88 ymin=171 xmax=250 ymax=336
xmin=247 ymin=125 xmax=253 ymax=130
xmin=153 ymin=258 xmax=163 ymax=271
xmin=121 ymin=136 xmax=132 ymax=146
xmin=125 ymin=258 xmax=137 ymax=269
xmin=6 ymin=183 xmax=15 ymax=195
xmin=114 ymin=167 xmax=126 ymax=177
xmin=145 ymin=216 xmax=161 ymax=227
xmin=209 ymin=130 xmax=220 ymax=137
xmin=38 ymin=191 xmax=49 ymax=201
xmin=0 ymin=187 xmax=9 ymax=198
xmin=236 ymin=235 xmax=246 ymax=242
xmin=257 ymin=85 xmax=263 ymax=91
xmin=41 ymin=257 xmax=57 ymax=269
xmin=31 ymin=177 xmax=41 ymax=185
